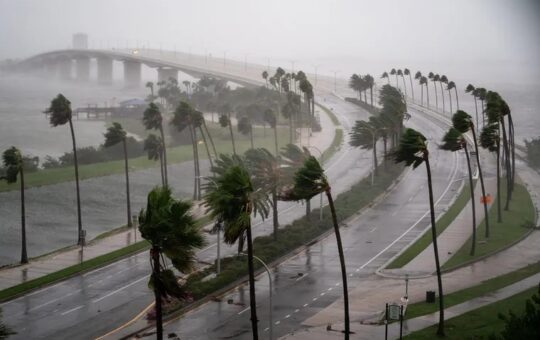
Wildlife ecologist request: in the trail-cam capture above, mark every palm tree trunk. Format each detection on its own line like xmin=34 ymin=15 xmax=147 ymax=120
xmin=245 ymin=223 xmax=259 ymax=340
xmin=424 ymin=157 xmax=445 ymax=337
xmin=199 ymin=126 xmax=214 ymax=170
xmin=454 ymin=87 xmax=460 ymax=110
xmin=273 ymin=125 xmax=279 ymax=156
xmin=325 ymin=189 xmax=350 ymax=339
xmin=425 ymin=84 xmax=430 ymax=108
xmin=501 ymin=119 xmax=511 ymax=211
xmin=123 ymin=139 xmax=132 ymax=227
xmin=202 ymin=119 xmax=218 ymax=158
xmin=159 ymin=155 xmax=165 ymax=187
xmin=151 ymin=246 xmax=163 ymax=340
xmin=159 ymin=126 xmax=168 ymax=186
xmin=20 ymin=167 xmax=28 ymax=264
xmin=471 ymin=127 xmax=490 ymax=238
xmin=373 ymin=135 xmax=378 ymax=176
xmin=432 ymin=82 xmax=438 ymax=110
xmin=473 ymin=96 xmax=479 ymax=133
xmin=395 ymin=75 xmax=398 ymax=88
xmin=68 ymin=119 xmax=83 ymax=245
xmin=193 ymin=126 xmax=202 ymax=200
xmin=420 ymin=85 xmax=424 ymax=106
xmin=249 ymin=127 xmax=254 ymax=149
xmin=509 ymin=113 xmax=515 ymax=192
xmin=228 ymin=115 xmax=237 ymax=155
xmin=496 ymin=137 xmax=502 ymax=223
xmin=408 ymin=75 xmax=415 ymax=101
xmin=289 ymin=115 xmax=293 ymax=144
xmin=272 ymin=188 xmax=278 ymax=240
xmin=447 ymin=90 xmax=453 ymax=114
xmin=439 ymin=82 xmax=446 ymax=114
xmin=464 ymin=144 xmax=476 ymax=256
xmin=188 ymin=126 xmax=198 ymax=200
xmin=401 ymin=76 xmax=408 ymax=98
xmin=370 ymin=86 xmax=374 ymax=107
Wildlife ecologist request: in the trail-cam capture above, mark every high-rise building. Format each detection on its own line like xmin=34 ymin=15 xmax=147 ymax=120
xmin=73 ymin=33 xmax=88 ymax=49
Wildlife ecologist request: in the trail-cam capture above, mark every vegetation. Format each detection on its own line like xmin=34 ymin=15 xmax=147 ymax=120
xmin=494 ymin=286 xmax=540 ymax=340
xmin=394 ymin=128 xmax=445 ymax=336
xmin=138 ymin=187 xmax=206 ymax=340
xmin=0 ymin=309 xmax=14 ymax=339
xmin=143 ymin=102 xmax=168 ymax=186
xmin=443 ymin=183 xmax=534 ymax=270
xmin=525 ymin=136 xmax=540 ymax=169
xmin=45 ymin=94 xmax=84 ymax=245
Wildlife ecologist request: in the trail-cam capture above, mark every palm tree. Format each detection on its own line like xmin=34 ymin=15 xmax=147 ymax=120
xmin=397 ymin=69 xmax=407 ymax=98
xmin=104 ymin=123 xmax=132 ymax=227
xmin=438 ymin=75 xmax=447 ymax=114
xmin=394 ymin=128 xmax=445 ymax=336
xmin=143 ymin=102 xmax=168 ymax=186
xmin=390 ymin=68 xmax=398 ymax=87
xmin=404 ymin=68 xmax=415 ymax=101
xmin=452 ymin=110 xmax=491 ymax=238
xmin=440 ymin=127 xmax=477 ymax=255
xmin=364 ymin=74 xmax=375 ymax=107
xmin=280 ymin=155 xmax=351 ymax=339
xmin=244 ymin=148 xmax=282 ymax=239
xmin=414 ymin=71 xmax=423 ymax=105
xmin=263 ymin=109 xmax=279 ymax=155
xmin=420 ymin=76 xmax=430 ymax=108
xmin=204 ymin=157 xmax=270 ymax=340
xmin=144 ymin=134 xmax=165 ymax=186
xmin=262 ymin=71 xmax=268 ymax=88
xmin=430 ymin=73 xmax=439 ymax=111
xmin=146 ymin=81 xmax=155 ymax=102
xmin=219 ymin=104 xmax=236 ymax=155
xmin=138 ymin=187 xmax=206 ymax=340
xmin=476 ymin=87 xmax=487 ymax=126
xmin=465 ymin=85 xmax=480 ymax=132
xmin=238 ymin=116 xmax=254 ymax=149
xmin=440 ymin=76 xmax=452 ymax=113
xmin=282 ymin=92 xmax=301 ymax=143
xmin=350 ymin=120 xmax=378 ymax=177
xmin=448 ymin=81 xmax=459 ymax=110
xmin=381 ymin=71 xmax=390 ymax=84
xmin=349 ymin=74 xmax=362 ymax=100
xmin=0 ymin=310 xmax=14 ymax=339
xmin=481 ymin=122 xmax=502 ymax=222
xmin=1 ymin=147 xmax=28 ymax=263
xmin=280 ymin=144 xmax=313 ymax=218
xmin=46 ymin=94 xmax=83 ymax=245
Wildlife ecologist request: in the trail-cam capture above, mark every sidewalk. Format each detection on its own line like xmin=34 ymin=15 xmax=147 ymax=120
xmin=280 ymin=143 xmax=540 ymax=339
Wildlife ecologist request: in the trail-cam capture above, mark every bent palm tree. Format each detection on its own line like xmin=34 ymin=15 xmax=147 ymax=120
xmin=465 ymin=84 xmax=480 ymax=131
xmin=143 ymin=102 xmax=168 ymax=186
xmin=448 ymin=81 xmax=459 ymax=111
xmin=2 ymin=147 xmax=28 ymax=263
xmin=430 ymin=73 xmax=439 ymax=110
xmin=381 ymin=71 xmax=390 ymax=84
xmin=144 ymin=134 xmax=165 ymax=186
xmin=46 ymin=94 xmax=83 ymax=245
xmin=394 ymin=128 xmax=445 ymax=336
xmin=441 ymin=127 xmax=477 ymax=255
xmin=104 ymin=123 xmax=132 ymax=227
xmin=139 ymin=187 xmax=206 ymax=340
xmin=420 ymin=76 xmax=429 ymax=107
xmin=204 ymin=159 xmax=270 ymax=340
xmin=263 ymin=109 xmax=279 ymax=155
xmin=481 ymin=123 xmax=502 ymax=222
xmin=219 ymin=111 xmax=237 ymax=155
xmin=350 ymin=120 xmax=378 ymax=177
xmin=238 ymin=116 xmax=254 ymax=149
xmin=262 ymin=70 xmax=269 ymax=88
xmin=404 ymin=68 xmax=415 ymax=101
xmin=438 ymin=75 xmax=447 ymax=114
xmin=397 ymin=69 xmax=407 ymax=98
xmin=281 ymin=155 xmax=351 ymax=339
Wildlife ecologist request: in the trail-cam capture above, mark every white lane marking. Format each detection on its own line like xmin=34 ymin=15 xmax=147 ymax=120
xmin=60 ymin=305 xmax=83 ymax=316
xmin=264 ymin=327 xmax=269 ymax=332
xmin=335 ymin=282 xmax=340 ymax=286
xmin=312 ymin=297 xmax=318 ymax=301
xmin=294 ymin=309 xmax=300 ymax=313
xmin=285 ymin=314 xmax=291 ymax=319
xmin=369 ymin=227 xmax=377 ymax=232
xmin=355 ymin=268 xmax=360 ymax=272
xmin=275 ymin=321 xmax=280 ymax=325
xmin=295 ymin=273 xmax=309 ymax=282
xmin=328 ymin=287 xmax=333 ymax=291
xmin=238 ymin=307 xmax=250 ymax=315
xmin=27 ymin=297 xmax=63 ymax=312
xmin=320 ymin=292 xmax=325 ymax=296
xmin=92 ymin=275 xmax=149 ymax=303
xmin=303 ymin=303 xmax=308 ymax=307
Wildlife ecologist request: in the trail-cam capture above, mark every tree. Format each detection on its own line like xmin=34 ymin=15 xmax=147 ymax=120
xmin=146 ymin=81 xmax=156 ymax=102
xmin=280 ymin=144 xmax=313 ymax=218
xmin=219 ymin=104 xmax=236 ymax=155
xmin=440 ymin=127 xmax=477 ymax=255
xmin=476 ymin=87 xmax=487 ymax=125
xmin=465 ymin=84 xmax=480 ymax=130
xmin=262 ymin=71 xmax=268 ymax=88
xmin=480 ymin=123 xmax=502 ymax=222
xmin=138 ymin=187 xmax=206 ymax=340
xmin=280 ymin=155 xmax=351 ymax=339
xmin=144 ymin=134 xmax=165 ymax=186
xmin=447 ymin=81 xmax=459 ymax=111
xmin=429 ymin=73 xmax=439 ymax=110
xmin=143 ymin=102 xmax=168 ymax=186
xmin=415 ymin=71 xmax=423 ymax=105
xmin=238 ymin=116 xmax=254 ymax=149
xmin=404 ymin=68 xmax=415 ymax=101
xmin=390 ymin=68 xmax=398 ymax=87
xmin=453 ymin=110 xmax=491 ymax=238
xmin=350 ymin=120 xmax=378 ymax=176
xmin=381 ymin=71 xmax=390 ymax=84
xmin=397 ymin=69 xmax=407 ymax=98
xmin=263 ymin=109 xmax=279 ymax=156
xmin=203 ymin=157 xmax=270 ymax=340
xmin=393 ymin=128 xmax=445 ymax=336
xmin=364 ymin=74 xmax=375 ymax=107
xmin=282 ymin=92 xmax=301 ymax=144
xmin=45 ymin=94 xmax=83 ymax=245
xmin=1 ymin=147 xmax=28 ymax=263
xmin=493 ymin=286 xmax=540 ymax=340
xmin=420 ymin=76 xmax=430 ymax=107
xmin=104 ymin=123 xmax=132 ymax=227
xmin=438 ymin=74 xmax=447 ymax=114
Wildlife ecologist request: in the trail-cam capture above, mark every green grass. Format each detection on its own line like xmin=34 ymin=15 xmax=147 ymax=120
xmin=321 ymin=129 xmax=343 ymax=163
xmin=443 ymin=183 xmax=535 ymax=270
xmin=316 ymin=103 xmax=340 ymax=126
xmin=0 ymin=124 xmax=289 ymax=193
xmin=0 ymin=240 xmax=150 ymax=302
xmin=406 ymin=260 xmax=540 ymax=320
xmin=386 ymin=182 xmax=473 ymax=269
xmin=405 ymin=286 xmax=538 ymax=339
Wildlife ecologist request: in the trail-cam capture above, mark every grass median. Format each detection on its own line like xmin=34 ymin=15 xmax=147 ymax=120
xmin=316 ymin=104 xmax=340 ymax=126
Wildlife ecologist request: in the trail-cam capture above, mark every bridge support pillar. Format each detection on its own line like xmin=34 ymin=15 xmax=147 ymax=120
xmin=56 ymin=57 xmax=72 ymax=80
xmin=97 ymin=57 xmax=113 ymax=85
xmin=123 ymin=60 xmax=141 ymax=88
xmin=157 ymin=67 xmax=178 ymax=83
xmin=75 ymin=56 xmax=90 ymax=82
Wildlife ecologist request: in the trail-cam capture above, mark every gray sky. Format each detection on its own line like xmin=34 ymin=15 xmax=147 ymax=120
xmin=1 ymin=0 xmax=539 ymax=83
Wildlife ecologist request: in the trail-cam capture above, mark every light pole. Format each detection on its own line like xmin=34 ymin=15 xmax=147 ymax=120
xmin=240 ymin=253 xmax=273 ymax=340
xmin=306 ymin=146 xmax=324 ymax=221
xmin=312 ymin=64 xmax=321 ymax=86
xmin=331 ymin=70 xmax=340 ymax=93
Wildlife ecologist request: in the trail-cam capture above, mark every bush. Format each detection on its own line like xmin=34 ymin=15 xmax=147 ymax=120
xmin=491 ymin=286 xmax=540 ymax=340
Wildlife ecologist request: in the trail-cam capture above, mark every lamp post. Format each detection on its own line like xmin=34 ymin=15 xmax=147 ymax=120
xmin=240 ymin=253 xmax=273 ymax=340
xmin=306 ymin=146 xmax=324 ymax=221
xmin=331 ymin=70 xmax=340 ymax=93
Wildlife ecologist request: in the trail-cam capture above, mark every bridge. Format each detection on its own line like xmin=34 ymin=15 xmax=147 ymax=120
xmin=7 ymin=48 xmax=256 ymax=88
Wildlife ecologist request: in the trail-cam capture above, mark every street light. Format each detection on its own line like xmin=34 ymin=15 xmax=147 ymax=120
xmin=331 ymin=70 xmax=340 ymax=93
xmin=239 ymin=252 xmax=273 ymax=340
xmin=306 ymin=146 xmax=324 ymax=221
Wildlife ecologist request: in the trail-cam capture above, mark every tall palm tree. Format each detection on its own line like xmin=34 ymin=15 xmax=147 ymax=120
xmin=238 ymin=116 xmax=254 ymax=149
xmin=364 ymin=74 xmax=375 ymax=107
xmin=440 ymin=127 xmax=477 ymax=255
xmin=349 ymin=74 xmax=362 ymax=101
xmin=480 ymin=123 xmax=502 ymax=222
xmin=394 ymin=128 xmax=445 ymax=336
xmin=476 ymin=87 xmax=487 ymax=125
xmin=438 ymin=75 xmax=447 ymax=114
xmin=350 ymin=120 xmax=379 ymax=177
xmin=430 ymin=73 xmax=439 ymax=111
xmin=280 ymin=144 xmax=313 ymax=218
xmin=262 ymin=70 xmax=269 ymax=88
xmin=465 ymin=84 xmax=480 ymax=131
xmin=280 ymin=155 xmax=351 ymax=339
xmin=138 ymin=187 xmax=206 ymax=340
xmin=404 ymin=68 xmax=415 ymax=101
xmin=452 ymin=110 xmax=491 ymax=238
xmin=204 ymin=157 xmax=270 ymax=340
xmin=146 ymin=81 xmax=155 ymax=102
xmin=263 ymin=109 xmax=279 ymax=156
xmin=420 ymin=76 xmax=430 ymax=108
xmin=390 ymin=68 xmax=398 ymax=87
xmin=46 ymin=94 xmax=83 ymax=245
xmin=397 ymin=69 xmax=407 ymax=98
xmin=448 ymin=81 xmax=459 ymax=111
xmin=282 ymin=92 xmax=301 ymax=143
xmin=143 ymin=102 xmax=168 ymax=186
xmin=104 ymin=123 xmax=132 ymax=227
xmin=144 ymin=134 xmax=165 ymax=186
xmin=2 ymin=147 xmax=28 ymax=263
xmin=414 ymin=71 xmax=423 ymax=105
xmin=381 ymin=71 xmax=390 ymax=84
xmin=219 ymin=104 xmax=237 ymax=155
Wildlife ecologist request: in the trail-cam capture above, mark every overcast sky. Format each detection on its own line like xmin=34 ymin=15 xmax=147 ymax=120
xmin=1 ymin=0 xmax=539 ymax=83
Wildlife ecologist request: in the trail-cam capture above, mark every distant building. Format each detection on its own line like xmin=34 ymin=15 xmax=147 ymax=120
xmin=73 ymin=33 xmax=88 ymax=49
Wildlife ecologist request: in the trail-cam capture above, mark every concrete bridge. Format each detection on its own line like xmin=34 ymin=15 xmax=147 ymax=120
xmin=7 ymin=48 xmax=255 ymax=88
